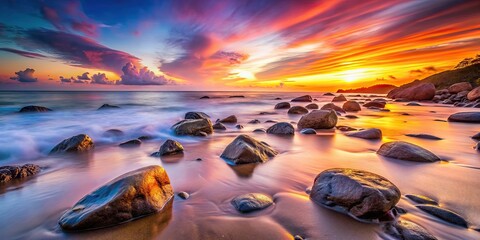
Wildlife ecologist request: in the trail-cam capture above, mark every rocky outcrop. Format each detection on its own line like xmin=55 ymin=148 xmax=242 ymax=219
xmin=0 ymin=164 xmax=40 ymax=183
xmin=172 ymin=119 xmax=213 ymax=136
xmin=310 ymin=168 xmax=400 ymax=221
xmin=50 ymin=134 xmax=94 ymax=154
xmin=291 ymin=95 xmax=313 ymax=102
xmin=274 ymin=102 xmax=291 ymax=109
xmin=185 ymin=112 xmax=210 ymax=120
xmin=377 ymin=141 xmax=440 ymax=162
xmin=266 ymin=122 xmax=295 ymax=135
xmin=387 ymin=83 xmax=435 ymax=101
xmin=297 ymin=110 xmax=337 ymax=130
xmin=19 ymin=105 xmax=52 ymax=113
xmin=288 ymin=106 xmax=309 ymax=114
xmin=58 ymin=165 xmax=174 ymax=231
xmin=220 ymin=135 xmax=277 ymax=164
xmin=231 ymin=193 xmax=274 ymax=213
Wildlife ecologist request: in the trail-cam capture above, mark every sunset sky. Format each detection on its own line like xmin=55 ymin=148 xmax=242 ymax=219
xmin=1 ymin=0 xmax=479 ymax=91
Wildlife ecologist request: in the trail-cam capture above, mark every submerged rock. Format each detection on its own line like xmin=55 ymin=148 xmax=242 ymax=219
xmin=342 ymin=101 xmax=361 ymax=112
xmin=172 ymin=119 xmax=213 ymax=136
xmin=119 ymin=139 xmax=142 ymax=147
xmin=336 ymin=125 xmax=357 ymax=131
xmin=103 ymin=129 xmax=124 ymax=137
xmin=253 ymin=128 xmax=266 ymax=133
xmin=0 ymin=164 xmax=40 ymax=183
xmin=220 ymin=135 xmax=277 ymax=164
xmin=274 ymin=102 xmax=291 ymax=109
xmin=200 ymin=96 xmax=210 ymax=99
xmin=248 ymin=119 xmax=261 ymax=124
xmin=266 ymin=122 xmax=295 ymax=135
xmin=321 ymin=103 xmax=345 ymax=113
xmin=332 ymin=94 xmax=347 ymax=102
xmin=97 ymin=104 xmax=120 ymax=110
xmin=156 ymin=139 xmax=184 ymax=156
xmin=406 ymin=102 xmax=421 ymax=106
xmin=300 ymin=128 xmax=317 ymax=134
xmin=231 ymin=193 xmax=273 ymax=213
xmin=405 ymin=134 xmax=443 ymax=140
xmin=305 ymin=103 xmax=319 ymax=109
xmin=50 ymin=134 xmax=94 ymax=154
xmin=297 ymin=110 xmax=338 ymax=130
xmin=185 ymin=112 xmax=210 ymax=120
xmin=219 ymin=115 xmax=238 ymax=123
xmin=448 ymin=112 xmax=480 ymax=123
xmin=383 ymin=220 xmax=437 ymax=240
xmin=346 ymin=128 xmax=382 ymax=139
xmin=58 ymin=165 xmax=174 ymax=231
xmin=288 ymin=106 xmax=309 ymax=114
xmin=405 ymin=194 xmax=438 ymax=205
xmin=213 ymin=122 xmax=227 ymax=130
xmin=291 ymin=95 xmax=313 ymax=102
xmin=377 ymin=141 xmax=440 ymax=162
xmin=235 ymin=124 xmax=244 ymax=129
xmin=416 ymin=205 xmax=468 ymax=228
xmin=19 ymin=105 xmax=52 ymax=113
xmin=363 ymin=101 xmax=386 ymax=108
xmin=310 ymin=168 xmax=400 ymax=221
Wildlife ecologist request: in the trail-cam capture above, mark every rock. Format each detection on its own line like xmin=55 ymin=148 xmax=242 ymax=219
xmin=288 ymin=106 xmax=309 ymax=114
xmin=321 ymin=103 xmax=345 ymax=113
xmin=300 ymin=128 xmax=317 ymax=134
xmin=472 ymin=132 xmax=480 ymax=140
xmin=58 ymin=165 xmax=174 ymax=231
xmin=336 ymin=125 xmax=357 ymax=131
xmin=345 ymin=115 xmax=358 ymax=119
xmin=185 ymin=112 xmax=210 ymax=120
xmin=274 ymin=102 xmax=291 ymax=109
xmin=265 ymin=120 xmax=277 ymax=123
xmin=293 ymin=235 xmax=304 ymax=240
xmin=266 ymin=122 xmax=295 ymax=135
xmin=343 ymin=101 xmax=361 ymax=112
xmin=383 ymin=220 xmax=437 ymax=240
xmin=248 ymin=119 xmax=261 ymax=124
xmin=297 ymin=110 xmax=338 ymax=130
xmin=467 ymin=86 xmax=480 ymax=101
xmin=259 ymin=111 xmax=277 ymax=115
xmin=388 ymin=83 xmax=436 ymax=101
xmin=172 ymin=119 xmax=213 ymax=136
xmin=305 ymin=103 xmax=319 ymax=109
xmin=219 ymin=115 xmax=237 ymax=123
xmin=346 ymin=128 xmax=382 ymax=139
xmin=157 ymin=139 xmax=184 ymax=156
xmin=405 ymin=194 xmax=438 ymax=205
xmin=363 ymin=101 xmax=386 ymax=108
xmin=291 ymin=95 xmax=313 ymax=102
xmin=448 ymin=82 xmax=473 ymax=94
xmin=119 ymin=139 xmax=142 ymax=147
xmin=103 ymin=129 xmax=124 ymax=137
xmin=177 ymin=191 xmax=190 ymax=200
xmin=416 ymin=205 xmax=468 ymax=228
xmin=324 ymin=92 xmax=335 ymax=96
xmin=310 ymin=168 xmax=401 ymax=220
xmin=213 ymin=122 xmax=227 ymax=130
xmin=377 ymin=141 xmax=440 ymax=162
xmin=138 ymin=135 xmax=154 ymax=141
xmin=200 ymin=96 xmax=209 ymax=99
xmin=231 ymin=193 xmax=273 ymax=213
xmin=0 ymin=164 xmax=40 ymax=183
xmin=405 ymin=134 xmax=443 ymax=140
xmin=406 ymin=102 xmax=421 ymax=106
xmin=235 ymin=124 xmax=244 ymax=129
xmin=476 ymin=142 xmax=480 ymax=151
xmin=275 ymin=97 xmax=282 ymax=100
xmin=19 ymin=105 xmax=52 ymax=113
xmin=229 ymin=95 xmax=245 ymax=98
xmin=50 ymin=134 xmax=94 ymax=154
xmin=448 ymin=112 xmax=480 ymax=123
xmin=332 ymin=94 xmax=347 ymax=102
xmin=253 ymin=128 xmax=266 ymax=133
xmin=97 ymin=104 xmax=120 ymax=110
xmin=220 ymin=135 xmax=277 ymax=164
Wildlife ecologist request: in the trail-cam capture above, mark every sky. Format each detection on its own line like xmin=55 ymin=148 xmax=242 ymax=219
xmin=0 ymin=0 xmax=479 ymax=91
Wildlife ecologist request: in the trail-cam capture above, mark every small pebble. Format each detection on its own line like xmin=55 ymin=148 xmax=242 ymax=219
xmin=177 ymin=191 xmax=190 ymax=200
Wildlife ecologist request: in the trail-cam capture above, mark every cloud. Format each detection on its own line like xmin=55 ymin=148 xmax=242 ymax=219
xmin=409 ymin=69 xmax=424 ymax=75
xmin=77 ymin=72 xmax=90 ymax=80
xmin=91 ymin=73 xmax=110 ymax=84
xmin=40 ymin=1 xmax=98 ymax=37
xmin=10 ymin=68 xmax=37 ymax=82
xmin=120 ymin=62 xmax=174 ymax=85
xmin=424 ymin=66 xmax=437 ymax=72
xmin=16 ymin=28 xmax=141 ymax=75
xmin=59 ymin=76 xmax=72 ymax=83
xmin=388 ymin=75 xmax=397 ymax=80
xmin=0 ymin=48 xmax=46 ymax=59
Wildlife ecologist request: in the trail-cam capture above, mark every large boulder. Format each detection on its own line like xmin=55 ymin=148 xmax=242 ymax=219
xmin=185 ymin=112 xmax=210 ymax=120
xmin=310 ymin=168 xmax=401 ymax=221
xmin=448 ymin=112 xmax=480 ymax=123
xmin=448 ymin=82 xmax=472 ymax=94
xmin=291 ymin=95 xmax=312 ymax=102
xmin=266 ymin=122 xmax=295 ymax=135
xmin=0 ymin=164 xmax=40 ymax=183
xmin=467 ymin=86 xmax=480 ymax=101
xmin=288 ymin=106 xmax=309 ymax=114
xmin=58 ymin=165 xmax=174 ymax=231
xmin=220 ymin=135 xmax=277 ymax=164
xmin=377 ymin=141 xmax=440 ymax=162
xmin=19 ymin=105 xmax=52 ymax=113
xmin=219 ymin=115 xmax=237 ymax=123
xmin=342 ymin=101 xmax=361 ymax=112
xmin=231 ymin=193 xmax=274 ymax=213
xmin=50 ymin=134 xmax=94 ymax=154
xmin=321 ymin=103 xmax=345 ymax=113
xmin=172 ymin=119 xmax=213 ymax=136
xmin=297 ymin=110 xmax=337 ymax=130
xmin=346 ymin=128 xmax=382 ymax=139
xmin=387 ymin=83 xmax=435 ymax=101
xmin=332 ymin=94 xmax=347 ymax=102
xmin=274 ymin=102 xmax=291 ymax=109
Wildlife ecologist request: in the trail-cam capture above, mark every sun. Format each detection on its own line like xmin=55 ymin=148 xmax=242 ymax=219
xmin=342 ymin=69 xmax=366 ymax=82
xmin=236 ymin=70 xmax=256 ymax=80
